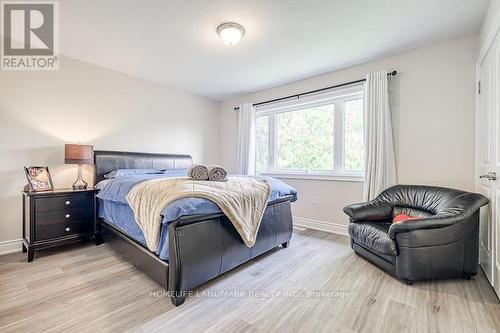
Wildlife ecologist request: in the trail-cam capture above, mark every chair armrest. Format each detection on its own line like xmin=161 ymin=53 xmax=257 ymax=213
xmin=343 ymin=201 xmax=392 ymax=223
xmin=393 ymin=213 xmax=479 ymax=247
xmin=389 ymin=215 xmax=463 ymax=239
xmin=388 ymin=192 xmax=488 ymax=238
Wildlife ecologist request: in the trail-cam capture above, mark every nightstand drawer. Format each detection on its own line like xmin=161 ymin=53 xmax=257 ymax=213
xmin=34 ymin=193 xmax=93 ymax=213
xmin=35 ymin=207 xmax=93 ymax=226
xmin=36 ymin=221 xmax=93 ymax=240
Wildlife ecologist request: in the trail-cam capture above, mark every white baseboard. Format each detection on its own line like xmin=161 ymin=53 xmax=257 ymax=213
xmin=293 ymin=225 xmax=306 ymax=232
xmin=0 ymin=239 xmax=23 ymax=256
xmin=293 ymin=216 xmax=348 ymax=236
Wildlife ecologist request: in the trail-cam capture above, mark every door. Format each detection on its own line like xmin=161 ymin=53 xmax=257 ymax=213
xmin=477 ymin=31 xmax=500 ymax=298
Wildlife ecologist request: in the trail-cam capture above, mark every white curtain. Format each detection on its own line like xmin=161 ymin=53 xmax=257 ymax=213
xmin=236 ymin=103 xmax=256 ymax=175
xmin=363 ymin=70 xmax=397 ymax=201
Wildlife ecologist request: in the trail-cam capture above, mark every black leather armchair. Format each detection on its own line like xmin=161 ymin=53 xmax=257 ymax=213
xmin=343 ymin=185 xmax=489 ymax=284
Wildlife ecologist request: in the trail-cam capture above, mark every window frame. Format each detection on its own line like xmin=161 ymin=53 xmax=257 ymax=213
xmin=255 ymin=84 xmax=365 ymax=182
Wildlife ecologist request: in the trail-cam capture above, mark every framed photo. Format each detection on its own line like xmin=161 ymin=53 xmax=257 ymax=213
xmin=24 ymin=166 xmax=54 ymax=192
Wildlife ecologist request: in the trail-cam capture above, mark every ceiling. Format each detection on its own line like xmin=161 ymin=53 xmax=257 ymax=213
xmin=59 ymin=0 xmax=490 ymax=100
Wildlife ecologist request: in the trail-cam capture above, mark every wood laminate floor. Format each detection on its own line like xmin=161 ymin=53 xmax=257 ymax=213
xmin=1 ymin=229 xmax=499 ymax=333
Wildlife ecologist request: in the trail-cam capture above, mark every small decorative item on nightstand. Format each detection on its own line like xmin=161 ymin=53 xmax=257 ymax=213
xmin=22 ymin=188 xmax=99 ymax=262
xmin=65 ymin=144 xmax=94 ymax=190
xmin=24 ymin=166 xmax=54 ymax=192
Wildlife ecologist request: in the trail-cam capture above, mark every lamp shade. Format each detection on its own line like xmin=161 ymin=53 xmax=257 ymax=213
xmin=64 ymin=144 xmax=94 ymax=165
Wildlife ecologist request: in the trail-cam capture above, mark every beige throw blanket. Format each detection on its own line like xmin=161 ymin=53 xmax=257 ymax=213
xmin=126 ymin=176 xmax=271 ymax=252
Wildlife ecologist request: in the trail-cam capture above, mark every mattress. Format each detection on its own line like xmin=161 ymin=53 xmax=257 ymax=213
xmin=98 ymin=199 xmax=172 ymax=260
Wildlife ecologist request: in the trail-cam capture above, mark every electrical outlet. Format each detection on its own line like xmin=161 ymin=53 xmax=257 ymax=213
xmin=311 ymin=195 xmax=318 ymax=205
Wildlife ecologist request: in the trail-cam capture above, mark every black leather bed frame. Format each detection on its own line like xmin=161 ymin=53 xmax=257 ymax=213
xmin=94 ymin=150 xmax=294 ymax=306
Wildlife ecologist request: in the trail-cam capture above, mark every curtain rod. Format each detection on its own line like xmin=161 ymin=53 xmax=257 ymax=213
xmin=233 ymin=70 xmax=397 ymax=111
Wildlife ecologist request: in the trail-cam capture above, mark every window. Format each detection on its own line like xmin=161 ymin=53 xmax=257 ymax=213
xmin=255 ymin=85 xmax=364 ymax=180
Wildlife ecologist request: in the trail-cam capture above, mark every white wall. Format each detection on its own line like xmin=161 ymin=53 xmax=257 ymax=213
xmin=480 ymin=0 xmax=500 ymax=54
xmin=0 ymin=53 xmax=220 ymax=244
xmin=220 ymin=35 xmax=479 ymax=230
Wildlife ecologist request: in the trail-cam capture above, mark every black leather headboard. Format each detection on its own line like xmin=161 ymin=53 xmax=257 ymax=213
xmin=94 ymin=150 xmax=193 ymax=183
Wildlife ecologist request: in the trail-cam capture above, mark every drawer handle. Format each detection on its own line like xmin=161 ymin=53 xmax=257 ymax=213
xmin=65 ymin=214 xmax=71 ymax=219
xmin=65 ymin=201 xmax=71 ymax=205
xmin=65 ymin=227 xmax=70 ymax=232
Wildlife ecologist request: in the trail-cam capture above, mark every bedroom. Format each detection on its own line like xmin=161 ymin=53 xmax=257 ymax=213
xmin=0 ymin=0 xmax=499 ymax=331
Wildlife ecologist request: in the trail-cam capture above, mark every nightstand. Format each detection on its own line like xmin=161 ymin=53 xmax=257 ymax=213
xmin=22 ymin=188 xmax=99 ymax=262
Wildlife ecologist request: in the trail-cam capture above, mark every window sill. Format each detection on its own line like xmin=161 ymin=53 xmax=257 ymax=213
xmin=258 ymin=172 xmax=364 ymax=182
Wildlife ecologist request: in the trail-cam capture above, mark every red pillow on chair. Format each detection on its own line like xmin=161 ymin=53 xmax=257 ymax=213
xmin=392 ymin=214 xmax=421 ymax=223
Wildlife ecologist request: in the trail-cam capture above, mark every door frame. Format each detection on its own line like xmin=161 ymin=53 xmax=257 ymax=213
xmin=476 ymin=21 xmax=500 ymax=297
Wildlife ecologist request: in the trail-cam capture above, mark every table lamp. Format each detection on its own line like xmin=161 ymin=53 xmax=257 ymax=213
xmin=64 ymin=144 xmax=94 ymax=190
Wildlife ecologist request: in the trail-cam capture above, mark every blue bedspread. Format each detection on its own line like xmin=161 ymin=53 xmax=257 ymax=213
xmin=96 ymin=173 xmax=297 ymax=260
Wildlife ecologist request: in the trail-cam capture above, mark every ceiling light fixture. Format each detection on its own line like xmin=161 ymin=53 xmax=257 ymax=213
xmin=217 ymin=22 xmax=245 ymax=46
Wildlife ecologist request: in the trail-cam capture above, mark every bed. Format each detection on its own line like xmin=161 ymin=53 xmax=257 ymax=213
xmin=94 ymin=150 xmax=297 ymax=306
